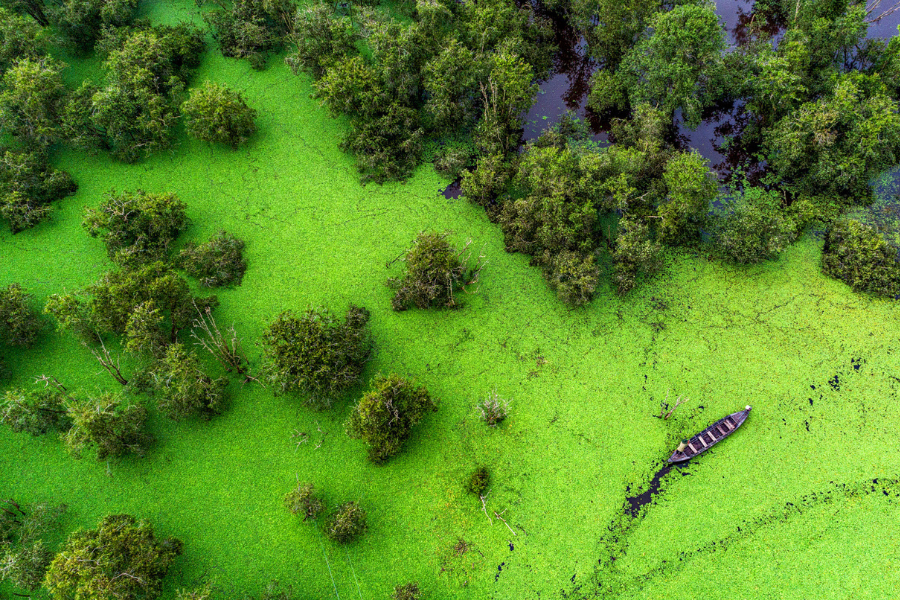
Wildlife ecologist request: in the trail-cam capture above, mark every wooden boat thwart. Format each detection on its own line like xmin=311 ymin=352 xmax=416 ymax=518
xmin=667 ymin=406 xmax=751 ymax=463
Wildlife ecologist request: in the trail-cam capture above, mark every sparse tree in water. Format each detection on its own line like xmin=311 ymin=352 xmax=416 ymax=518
xmin=822 ymin=218 xmax=900 ymax=297
xmin=44 ymin=514 xmax=182 ymax=600
xmin=149 ymin=343 xmax=227 ymax=421
xmin=261 ymin=305 xmax=371 ymax=408
xmin=0 ymin=283 xmax=41 ymax=349
xmin=345 ymin=373 xmax=437 ymax=463
xmin=178 ymin=230 xmax=248 ymax=287
xmin=388 ymin=231 xmax=483 ymax=311
xmin=0 ymin=498 xmax=67 ymax=593
xmin=62 ymin=393 xmax=152 ymax=459
xmin=0 ymin=149 xmax=77 ymax=233
xmin=283 ymin=481 xmax=324 ymax=521
xmin=182 ymin=82 xmax=258 ymax=148
xmin=711 ymin=187 xmax=798 ymax=264
xmin=391 ymin=582 xmax=422 ymax=600
xmin=0 ymin=385 xmax=71 ymax=436
xmin=322 ymin=501 xmax=367 ymax=543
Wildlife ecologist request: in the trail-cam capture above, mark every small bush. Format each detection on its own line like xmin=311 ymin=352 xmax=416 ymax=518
xmin=345 ymin=373 xmax=437 ymax=463
xmin=822 ymin=218 xmax=900 ymax=297
xmin=0 ymin=150 xmax=77 ymax=233
xmin=150 ymin=344 xmax=227 ymax=421
xmin=712 ymin=187 xmax=797 ymax=264
xmin=261 ymin=305 xmax=372 ymax=408
xmin=388 ymin=231 xmax=482 ymax=311
xmin=62 ymin=394 xmax=152 ymax=460
xmin=323 ymin=501 xmax=367 ymax=544
xmin=179 ymin=231 xmax=248 ymax=287
xmin=434 ymin=145 xmax=472 ymax=180
xmin=545 ymin=251 xmax=599 ymax=307
xmin=182 ymin=82 xmax=258 ymax=148
xmin=204 ymin=0 xmax=297 ymax=69
xmin=466 ymin=467 xmax=490 ymax=497
xmin=0 ymin=283 xmax=41 ymax=348
xmin=0 ymin=388 xmax=71 ymax=436
xmin=284 ymin=482 xmax=324 ymax=521
xmin=391 ymin=583 xmax=422 ymax=600
xmin=477 ymin=390 xmax=509 ymax=427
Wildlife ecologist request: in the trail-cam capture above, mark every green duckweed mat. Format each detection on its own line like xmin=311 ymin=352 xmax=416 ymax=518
xmin=2 ymin=2 xmax=900 ymax=598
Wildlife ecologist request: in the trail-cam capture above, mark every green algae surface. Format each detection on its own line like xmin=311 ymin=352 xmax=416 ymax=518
xmin=3 ymin=3 xmax=900 ymax=598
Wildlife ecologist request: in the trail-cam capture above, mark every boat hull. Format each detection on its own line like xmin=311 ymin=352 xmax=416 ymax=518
xmin=667 ymin=407 xmax=751 ymax=463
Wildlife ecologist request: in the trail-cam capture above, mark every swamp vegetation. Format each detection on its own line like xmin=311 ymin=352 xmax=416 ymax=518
xmin=1 ymin=0 xmax=900 ymax=598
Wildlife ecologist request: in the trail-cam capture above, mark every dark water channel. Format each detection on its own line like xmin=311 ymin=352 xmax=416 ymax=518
xmin=525 ymin=1 xmax=900 ymax=178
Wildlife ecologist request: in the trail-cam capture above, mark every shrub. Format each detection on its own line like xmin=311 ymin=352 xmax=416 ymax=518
xmin=434 ymin=145 xmax=472 ymax=180
xmin=822 ymin=218 xmax=900 ymax=297
xmin=658 ymin=151 xmax=718 ymax=246
xmin=62 ymin=394 xmax=152 ymax=459
xmin=0 ymin=150 xmax=77 ymax=233
xmin=712 ymin=188 xmax=798 ymax=264
xmin=44 ymin=514 xmax=182 ymax=600
xmin=0 ymin=283 xmax=41 ymax=348
xmin=150 ymin=343 xmax=227 ymax=421
xmin=283 ymin=482 xmax=324 ymax=521
xmin=178 ymin=231 xmax=248 ymax=287
xmin=0 ymin=499 xmax=67 ymax=593
xmin=322 ymin=501 xmax=367 ymax=544
xmin=182 ymin=82 xmax=258 ymax=148
xmin=0 ymin=387 xmax=71 ymax=435
xmin=388 ymin=231 xmax=482 ymax=311
xmin=459 ymin=153 xmax=510 ymax=213
xmin=466 ymin=466 xmax=490 ymax=497
xmin=261 ymin=305 xmax=371 ymax=408
xmin=83 ymin=190 xmax=188 ymax=266
xmin=51 ymin=0 xmax=139 ymax=53
xmin=0 ymin=56 xmax=67 ymax=149
xmin=345 ymin=373 xmax=437 ymax=463
xmin=204 ymin=0 xmax=297 ymax=69
xmin=612 ymin=215 xmax=663 ymax=295
xmin=285 ymin=3 xmax=357 ymax=79
xmin=391 ymin=583 xmax=422 ymax=600
xmin=545 ymin=251 xmax=600 ymax=307
xmin=477 ymin=390 xmax=510 ymax=427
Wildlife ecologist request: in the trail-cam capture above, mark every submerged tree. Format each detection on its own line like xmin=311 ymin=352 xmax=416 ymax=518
xmin=149 ymin=343 xmax=227 ymax=421
xmin=0 ymin=385 xmax=71 ymax=436
xmin=345 ymin=373 xmax=437 ymax=463
xmin=178 ymin=230 xmax=248 ymax=287
xmin=44 ymin=513 xmax=182 ymax=600
xmin=322 ymin=501 xmax=367 ymax=543
xmin=204 ymin=0 xmax=298 ymax=69
xmin=62 ymin=393 xmax=152 ymax=459
xmin=182 ymin=82 xmax=258 ymax=148
xmin=261 ymin=305 xmax=371 ymax=408
xmin=0 ymin=149 xmax=77 ymax=233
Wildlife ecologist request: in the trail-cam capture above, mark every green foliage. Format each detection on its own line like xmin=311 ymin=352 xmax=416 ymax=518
xmin=261 ymin=305 xmax=371 ymax=407
xmin=178 ymin=230 xmax=248 ymax=287
xmin=322 ymin=501 xmax=367 ymax=543
xmin=822 ymin=218 xmax=900 ymax=297
xmin=0 ymin=149 xmax=77 ymax=233
xmin=611 ymin=215 xmax=663 ymax=295
xmin=51 ymin=0 xmax=139 ymax=53
xmin=0 ymin=387 xmax=71 ymax=435
xmin=545 ymin=251 xmax=600 ymax=307
xmin=573 ymin=0 xmax=659 ymax=68
xmin=712 ymin=187 xmax=798 ymax=264
xmin=149 ymin=343 xmax=227 ymax=421
xmin=658 ymin=151 xmax=718 ymax=246
xmin=182 ymin=82 xmax=258 ymax=148
xmin=0 ymin=499 xmax=66 ymax=593
xmin=0 ymin=283 xmax=41 ymax=348
xmin=345 ymin=373 xmax=437 ymax=463
xmin=62 ymin=394 xmax=152 ymax=460
xmin=593 ymin=3 xmax=726 ymax=127
xmin=64 ymin=25 xmax=204 ymax=162
xmin=204 ymin=0 xmax=298 ymax=69
xmin=286 ymin=2 xmax=357 ymax=79
xmin=283 ymin=482 xmax=324 ymax=521
xmin=765 ymin=74 xmax=900 ymax=205
xmin=339 ymin=102 xmax=425 ymax=184
xmin=460 ymin=153 xmax=511 ymax=213
xmin=391 ymin=582 xmax=422 ymax=600
xmin=433 ymin=144 xmax=473 ymax=180
xmin=388 ymin=231 xmax=481 ymax=311
xmin=0 ymin=56 xmax=66 ymax=149
xmin=473 ymin=50 xmax=537 ymax=156
xmin=0 ymin=7 xmax=47 ymax=75
xmin=83 ymin=190 xmax=188 ymax=266
xmin=44 ymin=514 xmax=182 ymax=600
xmin=465 ymin=466 xmax=489 ymax=496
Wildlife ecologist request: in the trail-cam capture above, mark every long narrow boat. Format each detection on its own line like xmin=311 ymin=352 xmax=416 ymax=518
xmin=667 ymin=406 xmax=752 ymax=463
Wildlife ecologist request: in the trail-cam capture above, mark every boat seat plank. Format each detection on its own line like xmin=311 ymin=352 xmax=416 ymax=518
xmin=699 ymin=436 xmax=708 ymax=448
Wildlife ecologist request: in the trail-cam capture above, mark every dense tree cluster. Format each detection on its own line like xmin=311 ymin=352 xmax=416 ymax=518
xmin=203 ymin=0 xmax=297 ymax=69
xmin=0 ymin=498 xmax=67 ymax=594
xmin=822 ymin=217 xmax=900 ymax=297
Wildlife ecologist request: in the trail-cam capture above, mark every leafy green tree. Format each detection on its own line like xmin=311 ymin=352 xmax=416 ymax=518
xmin=283 ymin=482 xmax=324 ymax=521
xmin=149 ymin=343 xmax=227 ymax=421
xmin=286 ymin=2 xmax=357 ymax=79
xmin=0 ymin=386 xmax=71 ymax=435
xmin=345 ymin=373 xmax=437 ymax=463
xmin=62 ymin=394 xmax=152 ymax=459
xmin=204 ymin=0 xmax=298 ymax=69
xmin=611 ymin=215 xmax=663 ymax=295
xmin=591 ymin=3 xmax=726 ymax=128
xmin=573 ymin=0 xmax=660 ymax=68
xmin=657 ymin=151 xmax=718 ymax=246
xmin=711 ymin=187 xmax=798 ymax=264
xmin=422 ymin=38 xmax=480 ymax=133
xmin=0 ymin=149 xmax=77 ymax=233
xmin=474 ymin=50 xmax=537 ymax=156
xmin=44 ymin=514 xmax=182 ymax=600
xmin=51 ymin=0 xmax=139 ymax=53
xmin=322 ymin=501 xmax=367 ymax=543
xmin=178 ymin=230 xmax=248 ymax=287
xmin=0 ymin=56 xmax=66 ymax=149
xmin=0 ymin=499 xmax=66 ymax=594
xmin=460 ymin=153 xmax=511 ymax=213
xmin=388 ymin=231 xmax=482 ymax=311
xmin=545 ymin=251 xmax=599 ymax=307
xmin=261 ymin=305 xmax=371 ymax=408
xmin=0 ymin=7 xmax=46 ymax=75
xmin=3 ymin=0 xmax=51 ymax=26
xmin=0 ymin=283 xmax=41 ymax=348
xmin=765 ymin=74 xmax=900 ymax=205
xmin=182 ymin=82 xmax=258 ymax=148
xmin=822 ymin=218 xmax=900 ymax=297
xmin=83 ymin=190 xmax=188 ymax=266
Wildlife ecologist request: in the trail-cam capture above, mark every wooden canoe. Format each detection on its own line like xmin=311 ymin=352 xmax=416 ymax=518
xmin=667 ymin=406 xmax=751 ymax=463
